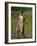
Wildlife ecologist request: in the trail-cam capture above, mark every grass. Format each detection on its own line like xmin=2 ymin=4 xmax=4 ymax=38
xmin=11 ymin=11 xmax=32 ymax=38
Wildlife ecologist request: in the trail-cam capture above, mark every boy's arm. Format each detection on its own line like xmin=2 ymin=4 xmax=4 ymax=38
xmin=23 ymin=16 xmax=25 ymax=22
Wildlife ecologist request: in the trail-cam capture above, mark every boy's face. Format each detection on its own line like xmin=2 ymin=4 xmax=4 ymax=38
xmin=19 ymin=13 xmax=23 ymax=16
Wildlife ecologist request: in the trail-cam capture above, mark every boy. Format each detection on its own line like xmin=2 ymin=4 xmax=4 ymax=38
xmin=16 ymin=11 xmax=25 ymax=39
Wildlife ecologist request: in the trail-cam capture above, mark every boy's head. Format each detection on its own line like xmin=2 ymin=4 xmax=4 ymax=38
xmin=19 ymin=10 xmax=23 ymax=15
xmin=17 ymin=10 xmax=25 ymax=16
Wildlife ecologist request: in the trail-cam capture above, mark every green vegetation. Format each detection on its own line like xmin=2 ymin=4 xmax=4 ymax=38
xmin=11 ymin=7 xmax=32 ymax=38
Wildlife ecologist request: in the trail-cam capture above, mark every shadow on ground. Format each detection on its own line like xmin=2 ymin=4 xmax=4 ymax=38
xmin=11 ymin=32 xmax=32 ymax=39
